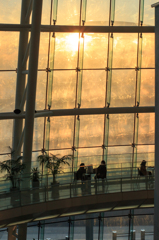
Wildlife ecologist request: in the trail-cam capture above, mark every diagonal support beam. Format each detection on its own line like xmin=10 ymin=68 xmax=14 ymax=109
xmin=23 ymin=0 xmax=43 ymax=186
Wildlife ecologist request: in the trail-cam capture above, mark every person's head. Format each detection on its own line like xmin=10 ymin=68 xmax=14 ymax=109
xmin=141 ymin=160 xmax=146 ymax=166
xmin=101 ymin=160 xmax=106 ymax=165
xmin=80 ymin=163 xmax=85 ymax=168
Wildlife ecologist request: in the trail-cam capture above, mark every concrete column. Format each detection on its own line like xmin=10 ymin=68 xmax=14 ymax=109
xmin=23 ymin=0 xmax=43 ymax=187
xmin=112 ymin=231 xmax=117 ymax=240
xmin=8 ymin=226 xmax=16 ymax=240
xmin=130 ymin=230 xmax=135 ymax=240
xmin=151 ymin=2 xmax=159 ymax=240
xmin=141 ymin=229 xmax=145 ymax=240
xmin=86 ymin=216 xmax=93 ymax=240
xmin=18 ymin=223 xmax=27 ymax=240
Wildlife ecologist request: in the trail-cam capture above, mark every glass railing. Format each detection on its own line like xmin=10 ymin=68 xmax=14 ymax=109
xmin=0 ymin=174 xmax=154 ymax=211
xmin=0 ymin=160 xmax=155 ymax=192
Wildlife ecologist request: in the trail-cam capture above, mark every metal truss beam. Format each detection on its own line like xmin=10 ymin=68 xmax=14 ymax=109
xmin=0 ymin=107 xmax=155 ymax=120
xmin=0 ymin=24 xmax=155 ymax=33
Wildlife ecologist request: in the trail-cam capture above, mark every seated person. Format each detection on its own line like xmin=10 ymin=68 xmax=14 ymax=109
xmin=139 ymin=160 xmax=151 ymax=176
xmin=95 ymin=160 xmax=107 ymax=179
xmin=76 ymin=163 xmax=86 ymax=180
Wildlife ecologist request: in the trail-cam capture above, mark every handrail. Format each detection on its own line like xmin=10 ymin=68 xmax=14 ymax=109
xmin=0 ymin=174 xmax=154 ymax=212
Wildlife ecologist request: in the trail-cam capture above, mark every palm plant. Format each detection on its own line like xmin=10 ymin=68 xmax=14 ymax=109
xmin=0 ymin=156 xmax=25 ymax=189
xmin=38 ymin=152 xmax=72 ymax=184
xmin=31 ymin=167 xmax=41 ymax=182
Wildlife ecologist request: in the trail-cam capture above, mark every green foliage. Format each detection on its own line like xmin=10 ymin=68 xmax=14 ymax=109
xmin=0 ymin=156 xmax=25 ymax=188
xmin=38 ymin=152 xmax=72 ymax=183
xmin=31 ymin=167 xmax=41 ymax=182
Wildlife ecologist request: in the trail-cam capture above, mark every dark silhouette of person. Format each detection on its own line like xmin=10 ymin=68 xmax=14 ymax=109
xmin=96 ymin=160 xmax=107 ymax=179
xmin=140 ymin=160 xmax=152 ymax=176
xmin=76 ymin=163 xmax=86 ymax=180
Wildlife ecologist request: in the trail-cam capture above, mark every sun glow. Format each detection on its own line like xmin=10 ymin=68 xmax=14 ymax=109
xmin=56 ymin=33 xmax=92 ymax=53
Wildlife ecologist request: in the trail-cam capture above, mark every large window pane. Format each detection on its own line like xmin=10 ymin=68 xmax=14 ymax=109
xmin=54 ymin=33 xmax=78 ymax=69
xmin=109 ymin=114 xmax=134 ymax=145
xmin=79 ymin=115 xmax=104 ymax=147
xmin=0 ymin=72 xmax=16 ymax=112
xmin=144 ymin=0 xmax=155 ymax=26
xmin=140 ymin=69 xmax=155 ymax=106
xmin=83 ymin=33 xmax=108 ymax=68
xmin=85 ymin=0 xmax=110 ymax=26
xmin=0 ymin=32 xmax=19 ymax=70
xmin=113 ymin=34 xmax=137 ymax=68
xmin=81 ymin=70 xmax=106 ymax=108
xmin=32 ymin=117 xmax=44 ymax=151
xmin=114 ymin=0 xmax=139 ymax=26
xmin=142 ymin=33 xmax=155 ymax=68
xmin=0 ymin=0 xmax=21 ymax=24
xmin=49 ymin=116 xmax=74 ymax=149
xmin=57 ymin=0 xmax=80 ymax=25
xmin=107 ymin=146 xmax=133 ymax=167
xmin=36 ymin=71 xmax=47 ymax=110
xmin=138 ymin=113 xmax=155 ymax=144
xmin=78 ymin=148 xmax=103 ymax=167
xmin=52 ymin=71 xmax=76 ymax=109
xmin=38 ymin=33 xmax=49 ymax=69
xmin=111 ymin=70 xmax=136 ymax=107
xmin=0 ymin=120 xmax=13 ymax=155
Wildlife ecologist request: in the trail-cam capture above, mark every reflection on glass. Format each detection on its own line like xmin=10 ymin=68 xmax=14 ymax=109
xmin=32 ymin=117 xmax=44 ymax=151
xmin=0 ymin=72 xmax=16 ymax=112
xmin=107 ymin=146 xmax=133 ymax=166
xmin=79 ymin=115 xmax=104 ymax=147
xmin=52 ymin=71 xmax=76 ymax=109
xmin=56 ymin=0 xmax=80 ymax=25
xmin=36 ymin=71 xmax=47 ymax=110
xmin=54 ymin=33 xmax=78 ymax=69
xmin=0 ymin=0 xmax=21 ymax=23
xmin=140 ymin=69 xmax=155 ymax=106
xmin=113 ymin=34 xmax=138 ymax=68
xmin=114 ymin=0 xmax=139 ymax=26
xmin=138 ymin=113 xmax=155 ymax=144
xmin=77 ymin=148 xmax=103 ymax=166
xmin=49 ymin=116 xmax=74 ymax=149
xmin=83 ymin=33 xmax=108 ymax=68
xmin=142 ymin=33 xmax=155 ymax=68
xmin=0 ymin=32 xmax=19 ymax=70
xmin=81 ymin=70 xmax=106 ymax=108
xmin=38 ymin=33 xmax=49 ymax=69
xmin=85 ymin=0 xmax=110 ymax=26
xmin=41 ymin=0 xmax=51 ymax=25
xmin=0 ymin=120 xmax=13 ymax=154
xmin=143 ymin=0 xmax=155 ymax=26
xmin=109 ymin=114 xmax=134 ymax=145
xmin=111 ymin=70 xmax=136 ymax=107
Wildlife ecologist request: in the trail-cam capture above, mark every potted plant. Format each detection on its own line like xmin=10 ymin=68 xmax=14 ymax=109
xmin=38 ymin=152 xmax=72 ymax=199
xmin=45 ymin=154 xmax=71 ymax=185
xmin=0 ymin=156 xmax=25 ymax=206
xmin=31 ymin=167 xmax=41 ymax=188
xmin=0 ymin=156 xmax=25 ymax=190
xmin=31 ymin=167 xmax=41 ymax=203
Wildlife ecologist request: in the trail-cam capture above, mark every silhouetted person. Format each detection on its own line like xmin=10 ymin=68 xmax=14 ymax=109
xmin=95 ymin=160 xmax=107 ymax=179
xmin=76 ymin=163 xmax=86 ymax=195
xmin=76 ymin=163 xmax=86 ymax=180
xmin=139 ymin=160 xmax=151 ymax=176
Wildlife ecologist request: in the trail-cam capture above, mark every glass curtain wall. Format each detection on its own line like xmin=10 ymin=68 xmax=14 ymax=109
xmin=0 ymin=1 xmax=155 ymax=171
xmin=0 ymin=209 xmax=154 ymax=240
